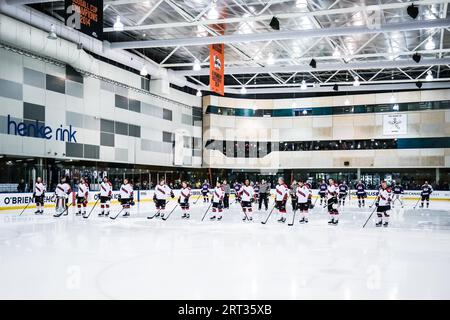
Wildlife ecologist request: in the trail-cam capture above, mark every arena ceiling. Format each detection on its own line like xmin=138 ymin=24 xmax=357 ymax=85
xmin=19 ymin=0 xmax=450 ymax=93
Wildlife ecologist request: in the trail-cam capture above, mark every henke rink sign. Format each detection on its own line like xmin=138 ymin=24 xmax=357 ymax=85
xmin=6 ymin=115 xmax=77 ymax=142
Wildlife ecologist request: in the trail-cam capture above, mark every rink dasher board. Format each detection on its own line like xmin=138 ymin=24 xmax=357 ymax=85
xmin=0 ymin=189 xmax=449 ymax=211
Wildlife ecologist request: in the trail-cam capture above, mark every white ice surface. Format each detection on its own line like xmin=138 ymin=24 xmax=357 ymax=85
xmin=1 ymin=198 xmax=450 ymax=300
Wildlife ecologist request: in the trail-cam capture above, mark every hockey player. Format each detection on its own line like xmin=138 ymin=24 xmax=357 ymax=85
xmin=327 ymin=178 xmax=339 ymax=225
xmin=179 ymin=181 xmax=191 ymax=219
xmin=201 ymin=180 xmax=210 ymax=203
xmin=99 ymin=176 xmax=113 ymax=217
xmin=258 ymin=179 xmax=270 ymax=211
xmin=54 ymin=176 xmax=72 ymax=217
xmin=153 ymin=179 xmax=174 ymax=218
xmin=318 ymin=180 xmax=327 ymax=206
xmin=420 ymin=181 xmax=433 ymax=208
xmin=338 ymin=181 xmax=349 ymax=206
xmin=118 ymin=178 xmax=134 ymax=217
xmin=210 ymin=181 xmax=224 ymax=221
xmin=355 ymin=180 xmax=367 ymax=207
xmin=233 ymin=181 xmax=242 ymax=204
xmin=275 ymin=177 xmax=289 ymax=223
xmin=375 ymin=180 xmax=392 ymax=227
xmin=76 ymin=178 xmax=89 ymax=216
xmin=296 ymin=180 xmax=312 ymax=223
xmin=33 ymin=177 xmax=46 ymax=215
xmin=238 ymin=179 xmax=255 ymax=221
xmin=290 ymin=180 xmax=298 ymax=212
xmin=253 ymin=182 xmax=260 ymax=201
xmin=222 ymin=179 xmax=231 ymax=209
xmin=391 ymin=181 xmax=404 ymax=208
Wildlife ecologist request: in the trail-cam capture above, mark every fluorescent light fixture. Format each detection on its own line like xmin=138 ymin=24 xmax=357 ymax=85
xmin=300 ymin=79 xmax=307 ymax=90
xmin=240 ymin=86 xmax=247 ymax=94
xmin=353 ymin=76 xmax=360 ymax=87
xmin=113 ymin=16 xmax=124 ymax=31
xmin=193 ymin=59 xmax=201 ymax=71
xmin=425 ymin=70 xmax=433 ymax=81
xmin=140 ymin=66 xmax=148 ymax=76
xmin=196 ymin=90 xmax=202 ymax=97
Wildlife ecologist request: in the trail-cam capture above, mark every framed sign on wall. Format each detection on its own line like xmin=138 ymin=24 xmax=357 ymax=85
xmin=383 ymin=113 xmax=408 ymax=135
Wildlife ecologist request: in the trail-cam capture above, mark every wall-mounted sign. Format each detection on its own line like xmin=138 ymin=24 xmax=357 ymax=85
xmin=6 ymin=115 xmax=77 ymax=142
xmin=65 ymin=0 xmax=103 ymax=40
xmin=383 ymin=113 xmax=407 ymax=135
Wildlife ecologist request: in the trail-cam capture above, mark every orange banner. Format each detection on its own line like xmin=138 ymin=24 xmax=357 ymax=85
xmin=210 ymin=43 xmax=225 ymax=96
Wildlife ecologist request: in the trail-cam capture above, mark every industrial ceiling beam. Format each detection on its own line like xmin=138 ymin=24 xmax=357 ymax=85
xmin=109 ymin=18 xmax=450 ymax=49
xmin=176 ymin=57 xmax=450 ymax=77
xmin=103 ymin=0 xmax=450 ymax=33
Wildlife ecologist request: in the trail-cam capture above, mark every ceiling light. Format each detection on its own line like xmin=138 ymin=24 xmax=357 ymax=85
xmin=332 ymin=47 xmax=341 ymax=58
xmin=208 ymin=3 xmax=219 ymax=20
xmin=240 ymin=86 xmax=247 ymax=94
xmin=140 ymin=66 xmax=148 ymax=76
xmin=412 ymin=52 xmax=421 ymax=63
xmin=196 ymin=89 xmax=202 ymax=97
xmin=302 ymin=109 xmax=308 ymax=115
xmin=193 ymin=59 xmax=201 ymax=71
xmin=267 ymin=54 xmax=275 ymax=65
xmin=333 ymin=84 xmax=339 ymax=91
xmin=344 ymin=98 xmax=350 ymax=105
xmin=425 ymin=37 xmax=435 ymax=50
xmin=309 ymin=59 xmax=317 ymax=68
xmin=425 ymin=70 xmax=433 ymax=81
xmin=353 ymin=76 xmax=360 ymax=87
xmin=296 ymin=0 xmax=308 ymax=9
xmin=300 ymin=79 xmax=307 ymax=90
xmin=407 ymin=4 xmax=419 ymax=19
xmin=389 ymin=93 xmax=396 ymax=103
xmin=269 ymin=16 xmax=280 ymax=30
xmin=47 ymin=24 xmax=57 ymax=40
xmin=393 ymin=104 xmax=399 ymax=111
xmin=113 ymin=16 xmax=124 ymax=31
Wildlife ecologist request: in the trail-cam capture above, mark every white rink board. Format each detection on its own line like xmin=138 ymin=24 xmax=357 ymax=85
xmin=1 ymin=189 xmax=449 ymax=211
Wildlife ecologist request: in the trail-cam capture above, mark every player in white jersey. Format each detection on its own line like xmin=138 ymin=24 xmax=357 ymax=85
xmin=178 ymin=181 xmax=191 ymax=219
xmin=238 ymin=179 xmax=255 ymax=221
xmin=153 ymin=179 xmax=174 ymax=219
xmin=54 ymin=176 xmax=72 ymax=217
xmin=210 ymin=181 xmax=224 ymax=221
xmin=76 ymin=178 xmax=89 ymax=216
xmin=375 ymin=180 xmax=392 ymax=227
xmin=118 ymin=178 xmax=134 ymax=217
xmin=33 ymin=177 xmax=46 ymax=215
xmin=296 ymin=180 xmax=312 ymax=224
xmin=327 ymin=178 xmax=339 ymax=225
xmin=275 ymin=177 xmax=289 ymax=223
xmin=99 ymin=176 xmax=113 ymax=217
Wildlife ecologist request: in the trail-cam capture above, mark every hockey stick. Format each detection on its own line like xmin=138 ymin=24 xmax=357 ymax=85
xmin=83 ymin=198 xmax=99 ymax=219
xmin=109 ymin=207 xmax=126 ymax=220
xmin=162 ymin=202 xmax=179 ymax=221
xmin=413 ymin=197 xmax=421 ymax=210
xmin=201 ymin=202 xmax=213 ymax=222
xmin=288 ymin=210 xmax=297 ymax=227
xmin=310 ymin=196 xmax=318 ymax=209
xmin=368 ymin=195 xmax=378 ymax=208
xmin=53 ymin=201 xmax=73 ymax=218
xmin=362 ymin=206 xmax=378 ymax=228
xmin=261 ymin=204 xmax=276 ymax=224
xmin=146 ymin=209 xmax=161 ymax=220
xmin=193 ymin=193 xmax=202 ymax=205
xmin=19 ymin=200 xmax=33 ymax=216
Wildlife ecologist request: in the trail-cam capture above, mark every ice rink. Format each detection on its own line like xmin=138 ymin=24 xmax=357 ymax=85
xmin=1 ymin=197 xmax=450 ymax=300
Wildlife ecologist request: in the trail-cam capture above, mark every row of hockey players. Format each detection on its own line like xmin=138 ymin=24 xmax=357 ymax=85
xmin=31 ymin=176 xmax=434 ymax=219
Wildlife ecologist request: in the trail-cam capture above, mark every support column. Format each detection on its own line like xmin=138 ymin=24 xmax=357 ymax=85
xmin=357 ymin=168 xmax=361 ymax=181
xmin=436 ymin=168 xmax=440 ymax=185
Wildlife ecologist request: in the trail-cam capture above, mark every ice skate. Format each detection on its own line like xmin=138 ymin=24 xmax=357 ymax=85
xmin=383 ymin=222 xmax=389 ymax=227
xmin=210 ymin=216 xmax=216 ymax=220
xmin=278 ymin=217 xmax=286 ymax=223
xmin=376 ymin=221 xmax=383 ymax=227
xmin=328 ymin=219 xmax=334 ymax=225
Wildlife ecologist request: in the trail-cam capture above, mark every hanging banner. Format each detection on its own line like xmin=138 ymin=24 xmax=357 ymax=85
xmin=383 ymin=113 xmax=408 ymax=135
xmin=210 ymin=43 xmax=225 ymax=96
xmin=65 ymin=0 xmax=103 ymax=41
